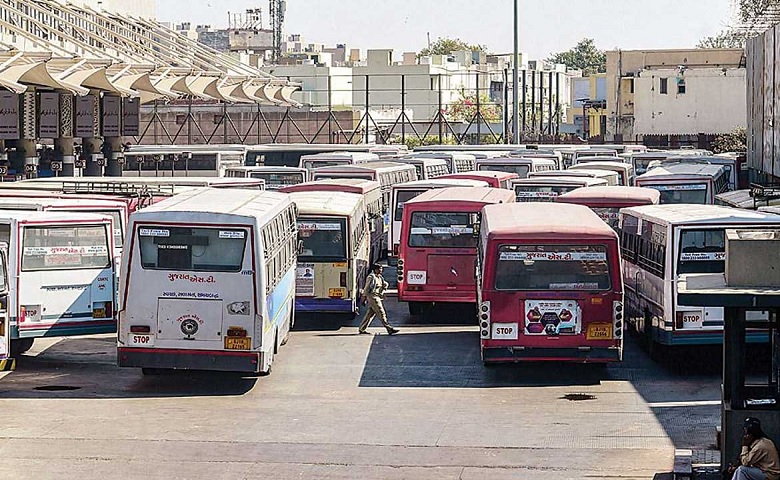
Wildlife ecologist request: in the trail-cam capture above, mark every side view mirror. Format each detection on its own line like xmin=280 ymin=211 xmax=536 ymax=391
xmin=297 ymin=239 xmax=304 ymax=255
xmin=470 ymin=213 xmax=481 ymax=237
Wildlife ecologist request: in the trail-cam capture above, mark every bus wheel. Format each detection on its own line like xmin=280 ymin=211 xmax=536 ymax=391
xmin=141 ymin=368 xmax=163 ymax=376
xmin=408 ymin=302 xmax=428 ymax=316
xmin=10 ymin=338 xmax=34 ymax=356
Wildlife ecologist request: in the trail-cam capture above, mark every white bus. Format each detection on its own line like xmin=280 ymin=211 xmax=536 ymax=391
xmin=16 ymin=176 xmax=266 ymax=191
xmin=124 ymin=145 xmax=247 ymax=177
xmin=406 ymin=152 xmax=477 ymax=173
xmin=569 ymin=149 xmax=620 ymax=166
xmin=511 ymin=177 xmax=608 ymax=202
xmin=289 ymin=191 xmax=370 ymax=315
xmin=635 ymin=163 xmax=730 ymax=204
xmin=118 ymin=188 xmax=298 ymax=375
xmin=508 ymin=149 xmax=563 ymax=169
xmin=245 ymin=144 xmax=391 ymax=167
xmin=619 ymin=205 xmax=780 ymax=353
xmin=5 ymin=211 xmax=116 ymax=355
xmin=396 ymin=157 xmax=450 ymax=179
xmin=224 ymin=166 xmax=308 ymax=190
xmin=299 ymin=152 xmax=379 ymax=172
xmin=476 ymin=157 xmax=557 ymax=178
xmin=389 ymin=179 xmax=489 ymax=258
xmin=528 ymin=169 xmax=620 ymax=186
xmin=569 ymin=161 xmax=635 ymax=186
xmin=647 ymin=156 xmax=741 ymax=191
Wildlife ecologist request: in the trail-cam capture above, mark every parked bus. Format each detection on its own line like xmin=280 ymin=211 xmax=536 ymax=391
xmin=397 ymin=187 xmax=515 ymax=316
xmin=635 ymin=163 xmax=729 ymax=204
xmin=511 ymin=177 xmax=609 ymax=202
xmin=124 ymin=145 xmax=246 ymax=177
xmin=299 ymin=152 xmax=379 ymax=172
xmin=508 ymin=150 xmax=563 ymax=169
xmin=596 ymin=144 xmax=649 ymax=155
xmin=569 ymin=161 xmax=635 ymax=186
xmin=406 ymin=152 xmax=477 ymax=173
xmin=475 ymin=157 xmax=557 ymax=178
xmin=280 ymin=179 xmax=384 ymax=264
xmin=389 ymin=179 xmax=489 ymax=259
xmin=415 ymin=145 xmax=526 ymax=153
xmin=369 ymin=145 xmax=410 ymax=158
xmin=716 ymin=190 xmax=780 ymax=210
xmin=396 ymin=157 xmax=450 ymax=179
xmin=245 ymin=143 xmax=384 ymax=167
xmin=477 ymin=203 xmax=623 ymax=363
xmin=529 ymin=169 xmax=620 ymax=186
xmin=5 ymin=211 xmax=115 ymax=355
xmin=648 ymin=156 xmax=741 ymax=191
xmin=118 ymin=188 xmax=298 ymax=375
xmin=619 ymin=205 xmax=780 ymax=352
xmin=438 ymin=171 xmax=518 ymax=189
xmin=570 ymin=149 xmax=620 ymax=166
xmin=629 ymin=152 xmax=674 ymax=176
xmin=715 ymin=152 xmax=748 ymax=189
xmin=16 ymin=176 xmax=266 ymax=190
xmin=224 ymin=166 xmax=308 ymax=190
xmin=559 ymin=147 xmax=614 ymax=168
xmin=289 ymin=191 xmax=370 ymax=315
xmin=555 ymin=186 xmax=660 ymax=229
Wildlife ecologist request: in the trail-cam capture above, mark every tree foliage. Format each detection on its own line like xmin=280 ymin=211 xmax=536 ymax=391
xmin=737 ymin=0 xmax=780 ymax=23
xmin=712 ymin=127 xmax=747 ymax=154
xmin=697 ymin=29 xmax=747 ymax=49
xmin=546 ymin=38 xmax=606 ymax=75
xmin=419 ymin=37 xmax=487 ymax=57
xmin=446 ymin=91 xmax=501 ymax=124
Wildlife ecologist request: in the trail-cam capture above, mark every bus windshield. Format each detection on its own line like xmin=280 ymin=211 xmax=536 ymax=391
xmin=298 ymin=218 xmax=347 ymax=261
xmin=634 ymin=158 xmax=653 ymax=175
xmin=480 ymin=164 xmax=530 ymax=177
xmin=494 ymin=245 xmax=611 ymax=291
xmin=591 ymin=208 xmax=620 ymax=228
xmin=250 ymin=172 xmax=304 ymax=189
xmin=395 ymin=190 xmax=424 ymax=221
xmin=409 ymin=212 xmax=476 ymax=248
xmin=22 ymin=225 xmax=111 ymax=271
xmin=315 ymin=174 xmax=373 ymax=181
xmin=677 ymin=229 xmax=725 ymax=274
xmin=138 ymin=226 xmax=247 ymax=272
xmin=303 ymin=160 xmax=346 ymax=171
xmin=649 ymin=184 xmax=708 ymax=204
xmin=78 ymin=210 xmax=122 ymax=247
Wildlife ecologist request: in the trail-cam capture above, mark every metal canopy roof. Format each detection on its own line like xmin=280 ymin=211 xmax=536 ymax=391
xmin=0 ymin=0 xmax=300 ymax=105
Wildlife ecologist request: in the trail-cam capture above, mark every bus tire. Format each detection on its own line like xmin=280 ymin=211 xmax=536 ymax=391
xmin=408 ymin=302 xmax=424 ymax=316
xmin=10 ymin=338 xmax=34 ymax=356
xmin=141 ymin=367 xmax=163 ymax=376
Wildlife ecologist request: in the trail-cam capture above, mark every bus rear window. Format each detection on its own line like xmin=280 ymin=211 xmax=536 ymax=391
xmin=480 ymin=164 xmax=530 ymax=178
xmin=678 ymin=229 xmax=725 ymax=274
xmin=515 ymin=186 xmax=575 ymax=202
xmin=138 ymin=226 xmax=247 ymax=272
xmin=297 ymin=218 xmax=347 ymax=261
xmin=395 ymin=190 xmax=424 ymax=221
xmin=252 ymin=173 xmax=305 ymax=189
xmin=494 ymin=245 xmax=611 ymax=291
xmin=303 ymin=161 xmax=346 ymax=171
xmin=22 ymin=225 xmax=111 ymax=271
xmin=408 ymin=212 xmax=476 ymax=248
xmin=649 ymin=184 xmax=708 ymax=204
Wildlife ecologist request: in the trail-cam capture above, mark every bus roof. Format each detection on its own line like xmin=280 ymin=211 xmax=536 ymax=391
xmin=479 ymin=157 xmax=556 ymax=164
xmin=396 ymin=157 xmax=448 ymax=166
xmin=716 ymin=189 xmax=780 ymax=209
xmin=414 ymin=145 xmax=527 ymax=152
xmin=482 ymin=203 xmax=617 ymax=241
xmin=529 ymin=169 xmax=617 ymax=180
xmin=279 ymin=178 xmax=381 ymax=195
xmin=393 ymin=179 xmax=488 ymax=189
xmin=288 ymin=191 xmax=364 ymax=216
xmin=636 ymin=163 xmax=725 ymax=180
xmin=759 ymin=206 xmax=780 ymax=215
xmin=0 ymin=210 xmax=111 ymax=224
xmin=621 ymin=204 xmax=780 ymax=226
xmin=21 ymin=177 xmax=265 ymax=188
xmin=0 ymin=196 xmax=126 ymax=209
xmin=511 ymin=177 xmax=609 ymax=187
xmin=439 ymin=171 xmax=519 ymax=182
xmin=226 ymin=166 xmax=306 ymax=173
xmin=313 ymin=161 xmax=416 ymax=174
xmin=555 ymin=186 xmax=660 ymax=206
xmin=300 ymin=151 xmax=379 ymax=161
xmin=405 ymin=152 xmax=477 ymax=161
xmin=405 ymin=187 xmax=515 ymax=207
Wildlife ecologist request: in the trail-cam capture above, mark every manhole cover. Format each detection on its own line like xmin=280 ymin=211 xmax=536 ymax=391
xmin=560 ymin=393 xmax=596 ymax=401
xmin=33 ymin=385 xmax=81 ymax=391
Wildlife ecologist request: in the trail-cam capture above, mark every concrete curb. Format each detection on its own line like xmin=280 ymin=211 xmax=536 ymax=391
xmin=674 ymin=449 xmax=693 ymax=480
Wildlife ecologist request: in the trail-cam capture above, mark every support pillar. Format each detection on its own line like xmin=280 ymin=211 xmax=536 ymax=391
xmin=104 ymin=137 xmax=124 ymax=177
xmin=82 ymin=137 xmax=104 ymax=177
xmin=54 ymin=137 xmax=75 ymax=177
xmin=16 ymin=139 xmax=37 ymax=179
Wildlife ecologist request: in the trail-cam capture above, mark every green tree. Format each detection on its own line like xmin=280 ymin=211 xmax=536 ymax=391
xmin=446 ymin=90 xmax=501 ymax=124
xmin=419 ymin=37 xmax=487 ymax=57
xmin=697 ymin=29 xmax=747 ymax=48
xmin=738 ymin=0 xmax=780 ymax=23
xmin=712 ymin=127 xmax=747 ymax=154
xmin=546 ymin=38 xmax=606 ymax=75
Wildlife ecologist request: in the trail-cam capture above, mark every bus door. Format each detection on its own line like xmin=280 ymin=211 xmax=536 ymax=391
xmin=0 ymin=243 xmax=12 ymax=371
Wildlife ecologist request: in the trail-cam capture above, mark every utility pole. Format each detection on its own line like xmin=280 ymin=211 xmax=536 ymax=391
xmin=512 ymin=0 xmax=520 ymax=144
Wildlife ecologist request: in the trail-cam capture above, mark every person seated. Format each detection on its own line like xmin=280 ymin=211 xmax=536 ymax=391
xmin=725 ymin=418 xmax=780 ymax=480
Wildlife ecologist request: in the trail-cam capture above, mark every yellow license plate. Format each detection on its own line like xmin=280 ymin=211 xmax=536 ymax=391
xmin=332 ymin=262 xmax=348 ymax=268
xmin=329 ymin=287 xmax=347 ymax=298
xmin=586 ymin=323 xmax=613 ymax=341
xmin=93 ymin=308 xmax=106 ymax=319
xmin=224 ymin=337 xmax=251 ymax=350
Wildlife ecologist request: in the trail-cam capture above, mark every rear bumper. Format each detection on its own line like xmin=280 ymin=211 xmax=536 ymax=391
xmin=399 ymin=290 xmax=476 ymax=304
xmin=295 ymin=297 xmax=354 ymax=313
xmin=118 ymin=347 xmax=261 ymax=373
xmin=482 ymin=346 xmax=622 ymax=363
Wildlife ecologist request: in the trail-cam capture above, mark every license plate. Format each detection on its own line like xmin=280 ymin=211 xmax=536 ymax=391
xmin=329 ymin=287 xmax=347 ymax=298
xmin=128 ymin=333 xmax=155 ymax=346
xmin=224 ymin=337 xmax=251 ymax=350
xmin=93 ymin=308 xmax=106 ymax=319
xmin=586 ymin=323 xmax=613 ymax=341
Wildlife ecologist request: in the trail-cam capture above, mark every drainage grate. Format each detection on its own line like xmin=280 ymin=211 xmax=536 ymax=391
xmin=561 ymin=393 xmax=596 ymax=401
xmin=33 ymin=385 xmax=82 ymax=392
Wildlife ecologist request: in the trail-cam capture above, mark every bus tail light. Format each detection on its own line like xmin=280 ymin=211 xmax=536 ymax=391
xmin=675 ymin=311 xmax=683 ymax=330
xmin=479 ymin=301 xmax=491 ymax=339
xmin=340 ymin=272 xmax=347 ymax=287
xmin=19 ymin=306 xmax=25 ymax=323
xmin=130 ymin=325 xmax=151 ymax=333
xmin=397 ymin=258 xmax=404 ymax=283
xmin=227 ymin=327 xmax=248 ymax=338
xmin=613 ymin=301 xmax=624 ymax=338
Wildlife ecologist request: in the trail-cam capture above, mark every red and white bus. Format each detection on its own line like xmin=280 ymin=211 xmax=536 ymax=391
xmin=477 ymin=203 xmax=624 ymax=364
xmin=437 ymin=171 xmax=518 ymax=190
xmin=397 ymin=187 xmax=515 ymax=316
xmin=554 ymin=186 xmax=660 ymax=229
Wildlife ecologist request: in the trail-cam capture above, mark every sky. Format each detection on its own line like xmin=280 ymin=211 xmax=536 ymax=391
xmin=157 ymin=0 xmax=735 ymax=60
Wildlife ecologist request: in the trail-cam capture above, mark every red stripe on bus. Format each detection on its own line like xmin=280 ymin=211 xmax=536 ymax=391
xmin=119 ymin=347 xmax=258 ymax=357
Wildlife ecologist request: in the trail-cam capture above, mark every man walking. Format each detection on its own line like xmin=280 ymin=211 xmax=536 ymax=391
xmin=358 ymin=264 xmax=399 ymax=335
xmin=725 ymin=418 xmax=780 ymax=480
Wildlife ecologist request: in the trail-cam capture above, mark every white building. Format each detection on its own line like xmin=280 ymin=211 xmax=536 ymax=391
xmin=262 ymin=64 xmax=353 ymax=108
xmin=65 ymin=0 xmax=156 ymax=18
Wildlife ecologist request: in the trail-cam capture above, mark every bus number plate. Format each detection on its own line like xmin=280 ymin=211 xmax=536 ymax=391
xmin=93 ymin=308 xmax=107 ymax=319
xmin=128 ymin=334 xmax=155 ymax=346
xmin=586 ymin=323 xmax=613 ymax=341
xmin=225 ymin=337 xmax=251 ymax=350
xmin=328 ymin=288 xmax=347 ymax=298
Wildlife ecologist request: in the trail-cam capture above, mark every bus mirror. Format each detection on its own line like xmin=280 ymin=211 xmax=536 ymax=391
xmin=297 ymin=240 xmax=304 ymax=255
xmin=470 ymin=213 xmax=481 ymax=237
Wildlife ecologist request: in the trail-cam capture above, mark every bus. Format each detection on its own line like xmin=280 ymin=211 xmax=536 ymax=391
xmin=224 ymin=166 xmax=308 ymax=190
xmin=569 ymin=149 xmax=620 ymax=166
xmin=475 ymin=157 xmax=557 ymax=178
xmin=369 ymin=145 xmax=410 ymax=159
xmin=245 ymin=143 xmax=383 ymax=167
xmin=406 ymin=152 xmax=477 ymax=173
xmin=596 ymin=144 xmax=649 ymax=155
xmin=635 ymin=163 xmax=729 ymax=204
xmin=569 ymin=161 xmax=635 ymax=186
xmin=559 ymin=148 xmax=613 ymax=168
xmin=508 ymin=150 xmax=563 ymax=169
xmin=396 ymin=157 xmax=450 ymax=179
xmin=438 ymin=171 xmax=518 ymax=189
xmin=648 ymin=156 xmax=741 ymax=191
xmin=529 ymin=169 xmax=620 ymax=186
xmin=716 ymin=190 xmax=780 ymax=210
xmin=555 ymin=186 xmax=660 ymax=229
xmin=389 ymin=179 xmax=489 ymax=259
xmin=289 ymin=191 xmax=370 ymax=315
xmin=715 ymin=152 xmax=749 ymax=189
xmin=618 ymin=205 xmax=780 ymax=352
xmin=299 ymin=152 xmax=379 ymax=172
xmin=477 ymin=203 xmax=624 ymax=364
xmin=511 ymin=177 xmax=609 ymax=202
xmin=414 ymin=145 xmax=526 ymax=153
xmin=124 ymin=145 xmax=247 ymax=177
xmin=5 ymin=211 xmax=115 ymax=355
xmin=15 ymin=176 xmax=266 ymax=191
xmin=118 ymin=188 xmax=298 ymax=375
xmin=280 ymin=179 xmax=384 ymax=264
xmin=397 ymin=187 xmax=515 ymax=316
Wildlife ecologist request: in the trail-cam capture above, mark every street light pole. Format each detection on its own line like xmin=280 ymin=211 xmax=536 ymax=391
xmin=512 ymin=0 xmax=520 ymax=144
